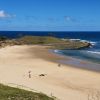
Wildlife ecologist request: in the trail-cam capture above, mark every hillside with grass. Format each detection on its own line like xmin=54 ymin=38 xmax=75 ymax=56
xmin=18 ymin=36 xmax=91 ymax=50
xmin=0 ymin=84 xmax=54 ymax=100
xmin=18 ymin=36 xmax=63 ymax=44
xmin=0 ymin=35 xmax=91 ymax=50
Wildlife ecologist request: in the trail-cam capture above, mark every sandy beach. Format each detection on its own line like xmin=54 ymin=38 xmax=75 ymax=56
xmin=0 ymin=45 xmax=100 ymax=100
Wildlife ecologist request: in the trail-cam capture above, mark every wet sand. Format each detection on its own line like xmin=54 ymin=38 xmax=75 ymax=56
xmin=57 ymin=56 xmax=100 ymax=72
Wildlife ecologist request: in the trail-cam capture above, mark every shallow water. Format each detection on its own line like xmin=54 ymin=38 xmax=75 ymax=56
xmin=52 ymin=50 xmax=100 ymax=72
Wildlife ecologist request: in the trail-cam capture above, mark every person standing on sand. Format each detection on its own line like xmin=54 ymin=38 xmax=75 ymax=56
xmin=28 ymin=71 xmax=31 ymax=78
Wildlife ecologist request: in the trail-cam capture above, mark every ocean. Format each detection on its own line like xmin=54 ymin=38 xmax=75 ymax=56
xmin=0 ymin=31 xmax=100 ymax=65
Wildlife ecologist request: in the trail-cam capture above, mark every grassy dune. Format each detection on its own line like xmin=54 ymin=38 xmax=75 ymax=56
xmin=0 ymin=84 xmax=54 ymax=100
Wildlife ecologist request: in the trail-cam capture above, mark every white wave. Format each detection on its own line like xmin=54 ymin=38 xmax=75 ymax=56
xmin=61 ymin=38 xmax=81 ymax=41
xmin=54 ymin=50 xmax=59 ymax=53
xmin=89 ymin=41 xmax=97 ymax=45
xmin=61 ymin=38 xmax=97 ymax=46
xmin=70 ymin=39 xmax=97 ymax=46
xmin=81 ymin=40 xmax=88 ymax=42
xmin=87 ymin=51 xmax=100 ymax=54
xmin=70 ymin=39 xmax=81 ymax=41
xmin=69 ymin=39 xmax=89 ymax=42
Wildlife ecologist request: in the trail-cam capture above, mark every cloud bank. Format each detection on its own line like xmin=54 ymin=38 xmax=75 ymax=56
xmin=0 ymin=10 xmax=15 ymax=18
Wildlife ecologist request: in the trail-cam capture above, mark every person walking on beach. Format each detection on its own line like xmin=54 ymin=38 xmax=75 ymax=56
xmin=28 ymin=71 xmax=31 ymax=78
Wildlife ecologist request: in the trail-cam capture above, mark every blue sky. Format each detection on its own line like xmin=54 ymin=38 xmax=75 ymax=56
xmin=0 ymin=0 xmax=100 ymax=31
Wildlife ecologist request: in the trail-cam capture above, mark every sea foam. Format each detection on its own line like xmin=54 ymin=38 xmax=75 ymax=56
xmin=87 ymin=51 xmax=100 ymax=55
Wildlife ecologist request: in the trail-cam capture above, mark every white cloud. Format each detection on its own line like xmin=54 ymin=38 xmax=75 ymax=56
xmin=0 ymin=10 xmax=15 ymax=18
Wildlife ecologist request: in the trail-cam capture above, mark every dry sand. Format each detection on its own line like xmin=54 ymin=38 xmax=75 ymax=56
xmin=0 ymin=45 xmax=100 ymax=100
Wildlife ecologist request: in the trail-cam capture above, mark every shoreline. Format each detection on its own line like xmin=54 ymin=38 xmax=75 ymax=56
xmin=31 ymin=45 xmax=100 ymax=73
xmin=0 ymin=45 xmax=100 ymax=100
xmin=52 ymin=49 xmax=100 ymax=73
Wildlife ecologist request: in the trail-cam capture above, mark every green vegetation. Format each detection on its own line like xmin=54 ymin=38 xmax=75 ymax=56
xmin=0 ymin=35 xmax=91 ymax=50
xmin=0 ymin=84 xmax=54 ymax=100
xmin=51 ymin=41 xmax=91 ymax=50
xmin=19 ymin=36 xmax=91 ymax=50
xmin=19 ymin=36 xmax=63 ymax=44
